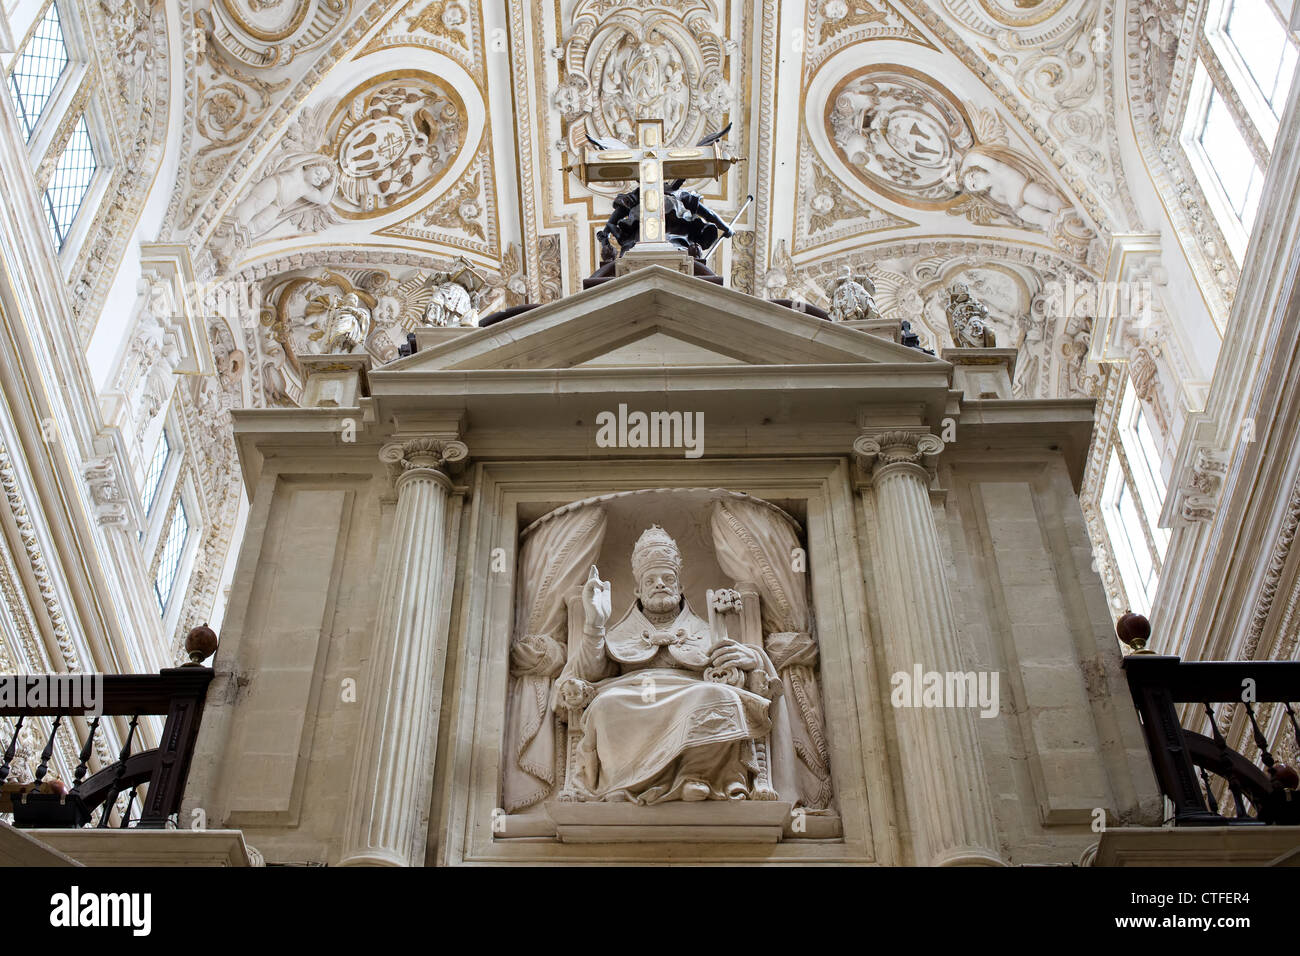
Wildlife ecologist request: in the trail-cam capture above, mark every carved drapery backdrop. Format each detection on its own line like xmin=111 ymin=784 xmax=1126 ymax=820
xmin=710 ymin=498 xmax=832 ymax=810
xmin=504 ymin=505 xmax=607 ymax=812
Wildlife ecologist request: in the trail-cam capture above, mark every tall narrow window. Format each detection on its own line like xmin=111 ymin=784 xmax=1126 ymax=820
xmin=41 ymin=114 xmax=96 ymax=251
xmin=1197 ymin=88 xmax=1265 ymax=226
xmin=140 ymin=431 xmax=170 ymax=517
xmin=5 ymin=2 xmax=69 ymax=141
xmin=1224 ymin=0 xmax=1298 ymax=118
xmin=153 ymin=501 xmax=188 ymax=613
xmin=1119 ymin=382 xmax=1171 ymax=559
xmin=1102 ymin=454 xmax=1160 ymax=615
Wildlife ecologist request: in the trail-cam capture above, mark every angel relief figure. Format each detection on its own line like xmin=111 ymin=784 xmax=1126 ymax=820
xmin=502 ymin=498 xmax=836 ymax=823
xmin=953 ymin=147 xmax=1066 ymax=232
xmin=389 ymin=258 xmax=488 ymax=330
xmin=231 ymin=152 xmax=339 ymax=240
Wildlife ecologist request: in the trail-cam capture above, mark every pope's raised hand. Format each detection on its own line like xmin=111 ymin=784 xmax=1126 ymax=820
xmin=581 ymin=565 xmax=611 ymax=631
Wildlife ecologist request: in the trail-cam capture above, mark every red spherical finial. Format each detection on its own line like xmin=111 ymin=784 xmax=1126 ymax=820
xmin=185 ymin=623 xmax=219 ymax=665
xmin=1116 ymin=611 xmax=1153 ymax=654
xmin=1271 ymin=763 xmax=1300 ymax=791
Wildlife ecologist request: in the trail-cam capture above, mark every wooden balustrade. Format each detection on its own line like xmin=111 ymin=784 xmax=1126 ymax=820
xmin=0 ymin=667 xmax=212 ymax=829
xmin=1123 ymin=650 xmax=1300 ymax=825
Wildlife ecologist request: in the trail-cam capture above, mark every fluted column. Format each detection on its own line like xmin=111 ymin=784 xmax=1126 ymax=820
xmin=854 ymin=430 xmax=1003 ymax=866
xmin=338 ymin=436 xmax=467 ymax=866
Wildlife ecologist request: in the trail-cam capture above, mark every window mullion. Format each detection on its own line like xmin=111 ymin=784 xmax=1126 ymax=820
xmin=1110 ymin=439 xmax=1165 ymax=575
xmin=30 ymin=64 xmax=86 ymax=187
xmin=1198 ymin=37 xmax=1272 ymax=167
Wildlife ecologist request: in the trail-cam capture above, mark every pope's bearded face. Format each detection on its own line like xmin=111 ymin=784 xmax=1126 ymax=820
xmin=637 ymin=567 xmax=681 ymax=613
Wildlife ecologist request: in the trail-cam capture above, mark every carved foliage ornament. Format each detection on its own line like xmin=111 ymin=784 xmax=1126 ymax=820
xmin=190 ymin=12 xmax=293 ymax=203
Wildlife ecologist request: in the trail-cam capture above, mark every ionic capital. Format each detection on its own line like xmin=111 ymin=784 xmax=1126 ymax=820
xmin=852 ymin=429 xmax=946 ymax=468
xmin=853 ymin=430 xmax=944 ymax=477
xmin=379 ymin=437 xmax=468 ymax=494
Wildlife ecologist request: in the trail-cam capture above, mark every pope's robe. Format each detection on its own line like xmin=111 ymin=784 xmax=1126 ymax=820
xmin=566 ymin=600 xmax=775 ymax=804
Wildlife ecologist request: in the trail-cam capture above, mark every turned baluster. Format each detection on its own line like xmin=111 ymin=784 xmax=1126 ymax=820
xmin=1198 ymin=765 xmax=1220 ymax=814
xmin=30 ymin=715 xmax=62 ymax=791
xmin=1244 ymin=701 xmax=1276 ymax=771
xmin=0 ymin=716 xmax=23 ymax=783
xmin=1285 ymin=702 xmax=1300 ymax=748
xmin=1203 ymin=703 xmax=1248 ymax=818
xmin=72 ymin=715 xmax=99 ymax=790
xmin=98 ymin=714 xmax=138 ymax=828
xmin=119 ymin=786 xmax=139 ymax=828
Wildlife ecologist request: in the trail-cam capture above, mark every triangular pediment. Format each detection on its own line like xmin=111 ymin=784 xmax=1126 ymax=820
xmin=573 ymin=331 xmax=747 ymax=367
xmin=378 ymin=265 xmax=947 ymax=373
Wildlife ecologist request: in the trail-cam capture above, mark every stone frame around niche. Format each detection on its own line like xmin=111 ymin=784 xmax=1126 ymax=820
xmin=434 ymin=456 xmax=900 ymax=864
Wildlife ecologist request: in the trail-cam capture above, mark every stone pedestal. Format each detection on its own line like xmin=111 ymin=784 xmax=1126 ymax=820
xmin=941 ymin=348 xmax=1019 ymax=400
xmin=544 ymin=802 xmax=793 ymax=843
xmin=854 ymin=430 xmax=1004 ymax=866
xmin=337 ymin=436 xmax=467 ymax=866
xmin=615 ymin=245 xmax=694 ymax=276
xmin=413 ymin=326 xmax=474 ymax=352
xmin=298 ymin=353 xmax=371 ymax=408
xmin=842 ymin=318 xmax=904 ymax=342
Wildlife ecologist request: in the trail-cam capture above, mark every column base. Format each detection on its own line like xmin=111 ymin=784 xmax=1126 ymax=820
xmin=336 ymin=848 xmax=410 ymax=867
xmin=931 ymin=846 xmax=1007 ymax=867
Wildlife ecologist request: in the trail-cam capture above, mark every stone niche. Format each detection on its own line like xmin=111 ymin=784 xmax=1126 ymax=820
xmin=452 ymin=460 xmax=895 ymax=864
xmin=500 ymin=488 xmax=836 ymax=845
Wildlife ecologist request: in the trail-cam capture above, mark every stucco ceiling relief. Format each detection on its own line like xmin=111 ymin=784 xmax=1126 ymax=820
xmin=210 ymin=0 xmax=353 ymax=68
xmin=327 ymin=71 xmax=468 ymax=219
xmin=204 ymin=54 xmax=481 ymax=274
xmin=377 ymin=147 xmax=501 ymax=256
xmin=801 ymin=241 xmax=1097 ymax=402
xmin=802 ymin=0 xmax=934 ymax=79
xmin=793 ymin=144 xmax=916 ymax=253
xmin=358 ymin=0 xmax=484 ymax=74
xmin=819 ymin=63 xmax=1101 ymax=268
xmin=555 ymin=0 xmax=733 ymax=161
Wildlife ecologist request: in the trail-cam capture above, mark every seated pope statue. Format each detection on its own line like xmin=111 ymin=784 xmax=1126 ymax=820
xmin=555 ymin=525 xmax=779 ymax=804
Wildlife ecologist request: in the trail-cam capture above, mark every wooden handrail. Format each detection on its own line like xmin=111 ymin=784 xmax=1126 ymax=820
xmin=0 ymin=668 xmax=214 ymax=718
